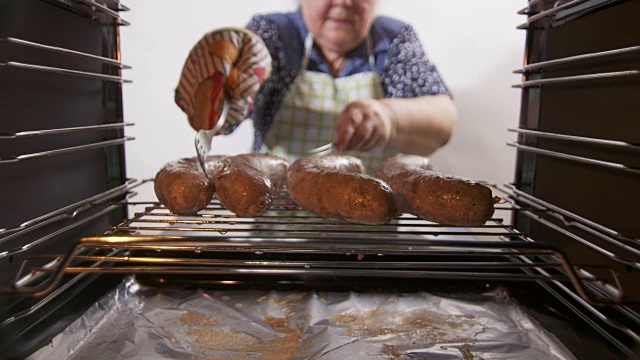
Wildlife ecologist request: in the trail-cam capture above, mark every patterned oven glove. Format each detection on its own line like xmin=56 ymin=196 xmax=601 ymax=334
xmin=175 ymin=27 xmax=272 ymax=133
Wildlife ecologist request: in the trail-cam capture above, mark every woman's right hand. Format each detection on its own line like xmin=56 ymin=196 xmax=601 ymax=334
xmin=175 ymin=28 xmax=272 ymax=133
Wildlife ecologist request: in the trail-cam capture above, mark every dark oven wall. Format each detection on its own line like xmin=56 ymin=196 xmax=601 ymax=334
xmin=514 ymin=0 xmax=640 ymax=310
xmin=0 ymin=0 xmax=129 ymax=272
xmin=0 ymin=0 xmax=130 ymax=357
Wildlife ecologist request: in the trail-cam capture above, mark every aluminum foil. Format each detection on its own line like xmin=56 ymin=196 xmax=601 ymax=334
xmin=29 ymin=277 xmax=576 ymax=360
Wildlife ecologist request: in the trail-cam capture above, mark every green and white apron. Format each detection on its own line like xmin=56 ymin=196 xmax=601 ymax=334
xmin=264 ymin=33 xmax=396 ymax=173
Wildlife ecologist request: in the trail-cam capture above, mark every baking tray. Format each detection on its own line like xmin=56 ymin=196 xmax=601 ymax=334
xmin=28 ymin=276 xmax=575 ymax=360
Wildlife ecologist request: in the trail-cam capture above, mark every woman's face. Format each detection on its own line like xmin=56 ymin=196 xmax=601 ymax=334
xmin=301 ymin=0 xmax=377 ymax=55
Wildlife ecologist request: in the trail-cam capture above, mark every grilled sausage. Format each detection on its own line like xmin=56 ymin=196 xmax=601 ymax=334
xmin=154 ymin=157 xmax=218 ymax=215
xmin=209 ymin=154 xmax=289 ymax=217
xmin=377 ymin=155 xmax=498 ymax=226
xmin=286 ymin=155 xmax=397 ymax=225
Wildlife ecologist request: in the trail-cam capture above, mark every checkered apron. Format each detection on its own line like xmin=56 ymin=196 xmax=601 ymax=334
xmin=263 ymin=33 xmax=396 ymax=173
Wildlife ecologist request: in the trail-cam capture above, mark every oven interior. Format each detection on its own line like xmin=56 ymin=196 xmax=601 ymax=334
xmin=0 ymin=0 xmax=639 ymax=359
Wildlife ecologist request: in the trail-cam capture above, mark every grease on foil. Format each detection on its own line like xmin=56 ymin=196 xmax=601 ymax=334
xmin=29 ymin=277 xmax=575 ymax=360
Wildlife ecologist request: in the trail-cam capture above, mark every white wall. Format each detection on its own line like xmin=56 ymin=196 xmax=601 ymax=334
xmin=121 ymin=1 xmax=526 ymax=203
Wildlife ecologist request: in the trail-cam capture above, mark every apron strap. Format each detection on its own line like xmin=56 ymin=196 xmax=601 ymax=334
xmin=301 ymin=33 xmax=314 ymax=71
xmin=365 ymin=36 xmax=377 ymax=72
xmin=302 ymin=33 xmax=377 ymax=72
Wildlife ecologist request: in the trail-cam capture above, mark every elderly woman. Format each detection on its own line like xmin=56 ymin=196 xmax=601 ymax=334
xmin=176 ymin=0 xmax=456 ymax=171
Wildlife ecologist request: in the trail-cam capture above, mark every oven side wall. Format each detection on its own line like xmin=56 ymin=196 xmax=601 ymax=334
xmin=0 ymin=0 xmax=128 ymax=357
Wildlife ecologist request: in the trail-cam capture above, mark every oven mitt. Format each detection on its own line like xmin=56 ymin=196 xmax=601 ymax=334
xmin=175 ymin=27 xmax=272 ymax=133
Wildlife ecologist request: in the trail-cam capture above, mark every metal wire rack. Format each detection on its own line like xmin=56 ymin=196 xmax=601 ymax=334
xmin=1 ymin=181 xmax=634 ymax=309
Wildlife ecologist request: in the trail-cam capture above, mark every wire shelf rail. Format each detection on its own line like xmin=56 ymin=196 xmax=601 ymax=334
xmin=1 ymin=184 xmax=635 ymax=309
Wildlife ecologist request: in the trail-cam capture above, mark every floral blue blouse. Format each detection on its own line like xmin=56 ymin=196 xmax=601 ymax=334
xmin=239 ymin=9 xmax=450 ymax=151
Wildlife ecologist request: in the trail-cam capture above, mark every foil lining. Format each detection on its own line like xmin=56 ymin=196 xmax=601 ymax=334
xmin=29 ymin=277 xmax=575 ymax=359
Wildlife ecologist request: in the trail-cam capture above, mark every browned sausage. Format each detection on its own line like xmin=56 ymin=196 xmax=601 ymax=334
xmin=154 ymin=157 xmax=218 ymax=215
xmin=377 ymin=155 xmax=498 ymax=226
xmin=208 ymin=153 xmax=289 ymax=217
xmin=286 ymin=155 xmax=397 ymax=225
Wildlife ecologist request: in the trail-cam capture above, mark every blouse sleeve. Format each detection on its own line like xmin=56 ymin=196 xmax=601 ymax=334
xmin=244 ymin=15 xmax=298 ymax=146
xmin=381 ymin=25 xmax=451 ymax=98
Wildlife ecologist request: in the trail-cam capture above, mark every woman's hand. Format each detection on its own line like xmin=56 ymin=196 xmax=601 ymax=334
xmin=175 ymin=27 xmax=271 ymax=133
xmin=335 ymin=95 xmax=457 ymax=156
xmin=334 ymin=99 xmax=396 ymax=152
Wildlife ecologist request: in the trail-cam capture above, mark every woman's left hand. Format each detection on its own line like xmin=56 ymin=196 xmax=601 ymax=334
xmin=334 ymin=99 xmax=396 ymax=152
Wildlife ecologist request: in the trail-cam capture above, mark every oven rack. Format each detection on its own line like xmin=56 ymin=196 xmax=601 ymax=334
xmin=0 ymin=181 xmax=635 ymax=308
xmin=0 ymin=25 xmax=132 ymax=85
xmin=516 ymin=0 xmax=629 ymax=29
xmin=517 ymin=0 xmax=589 ymax=29
xmin=41 ymin=0 xmax=130 ymax=26
xmin=0 ymin=178 xmax=140 ymax=244
xmin=2 ymin=179 xmax=639 ymax=345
